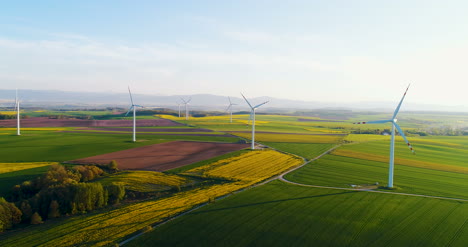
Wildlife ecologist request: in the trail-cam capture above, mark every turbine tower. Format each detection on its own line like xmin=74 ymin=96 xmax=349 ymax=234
xmin=125 ymin=86 xmax=143 ymax=142
xmin=177 ymin=102 xmax=181 ymax=118
xmin=353 ymin=84 xmax=415 ymax=188
xmin=15 ymin=89 xmax=20 ymax=136
xmin=241 ymin=93 xmax=269 ymax=150
xmin=180 ymin=97 xmax=191 ymax=120
xmin=226 ymin=97 xmax=237 ymax=123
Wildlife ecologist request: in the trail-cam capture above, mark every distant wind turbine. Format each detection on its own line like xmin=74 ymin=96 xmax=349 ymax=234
xmin=177 ymin=102 xmax=181 ymax=118
xmin=226 ymin=97 xmax=237 ymax=123
xmin=353 ymin=84 xmax=415 ymax=188
xmin=180 ymin=97 xmax=191 ymax=120
xmin=15 ymin=89 xmax=20 ymax=136
xmin=125 ymin=86 xmax=143 ymax=142
xmin=241 ymin=93 xmax=269 ymax=149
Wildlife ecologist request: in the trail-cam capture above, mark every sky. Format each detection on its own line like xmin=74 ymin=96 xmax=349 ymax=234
xmin=1 ymin=0 xmax=467 ymax=108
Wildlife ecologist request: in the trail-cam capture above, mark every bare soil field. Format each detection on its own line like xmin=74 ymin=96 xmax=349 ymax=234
xmin=0 ymin=117 xmax=182 ymax=127
xmin=69 ymin=141 xmax=250 ymax=171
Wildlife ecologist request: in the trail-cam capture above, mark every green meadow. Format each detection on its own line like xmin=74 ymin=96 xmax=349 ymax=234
xmin=129 ymin=180 xmax=468 ymax=247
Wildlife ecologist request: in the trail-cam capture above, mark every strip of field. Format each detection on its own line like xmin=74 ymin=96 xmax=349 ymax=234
xmin=0 ymin=117 xmax=181 ymax=127
xmin=285 ymin=154 xmax=468 ymax=199
xmin=332 ymin=149 xmax=468 ymax=174
xmin=229 ymin=132 xmax=344 ymax=143
xmin=127 ymin=180 xmax=468 ymax=247
xmin=0 ymin=162 xmax=57 ymax=174
xmin=262 ymin=142 xmax=335 ymax=160
xmin=69 ymin=141 xmax=250 ymax=172
xmin=97 ymin=171 xmax=193 ymax=193
xmin=0 ymin=150 xmax=302 ymax=246
xmin=75 ymin=127 xmax=214 ymax=132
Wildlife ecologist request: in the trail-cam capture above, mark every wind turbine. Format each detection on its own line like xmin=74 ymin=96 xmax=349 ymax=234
xmin=125 ymin=86 xmax=143 ymax=142
xmin=15 ymin=89 xmax=20 ymax=136
xmin=180 ymin=97 xmax=191 ymax=120
xmin=241 ymin=93 xmax=269 ymax=149
xmin=177 ymin=102 xmax=181 ymax=118
xmin=353 ymin=84 xmax=415 ymax=188
xmin=225 ymin=97 xmax=237 ymax=123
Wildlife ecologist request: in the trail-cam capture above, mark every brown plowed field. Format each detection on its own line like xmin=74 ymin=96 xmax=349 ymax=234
xmin=0 ymin=117 xmax=181 ymax=127
xmin=69 ymin=141 xmax=249 ymax=171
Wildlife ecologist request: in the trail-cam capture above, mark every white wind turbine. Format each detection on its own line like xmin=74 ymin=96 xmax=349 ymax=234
xmin=241 ymin=93 xmax=269 ymax=150
xmin=15 ymin=89 xmax=20 ymax=136
xmin=180 ymin=97 xmax=191 ymax=120
xmin=177 ymin=102 xmax=181 ymax=118
xmin=353 ymin=84 xmax=415 ymax=188
xmin=125 ymin=86 xmax=143 ymax=142
xmin=226 ymin=97 xmax=237 ymax=123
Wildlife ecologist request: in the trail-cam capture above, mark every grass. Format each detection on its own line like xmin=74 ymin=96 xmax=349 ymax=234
xmin=262 ymin=142 xmax=335 ymax=160
xmin=285 ymin=154 xmax=468 ymax=200
xmin=127 ymin=180 xmax=468 ymax=247
xmin=0 ymin=130 xmax=239 ymax=162
xmin=230 ymin=132 xmax=344 ymax=143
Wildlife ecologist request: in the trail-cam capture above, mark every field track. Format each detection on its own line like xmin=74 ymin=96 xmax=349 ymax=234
xmin=276 ymin=145 xmax=468 ymax=202
xmin=0 ymin=117 xmax=182 ymax=127
xmin=69 ymin=141 xmax=250 ymax=171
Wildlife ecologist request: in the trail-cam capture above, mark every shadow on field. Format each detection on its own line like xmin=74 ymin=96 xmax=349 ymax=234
xmin=191 ymin=191 xmax=357 ymax=215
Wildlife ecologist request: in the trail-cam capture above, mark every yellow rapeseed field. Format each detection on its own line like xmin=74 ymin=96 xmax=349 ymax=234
xmin=0 ymin=162 xmax=58 ymax=174
xmin=184 ymin=150 xmax=303 ymax=183
xmin=99 ymin=171 xmax=191 ymax=192
xmin=0 ymin=111 xmax=16 ymax=115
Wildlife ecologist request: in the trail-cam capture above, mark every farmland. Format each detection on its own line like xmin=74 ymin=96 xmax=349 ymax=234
xmin=0 ymin=150 xmax=302 ymax=246
xmin=128 ymin=180 xmax=468 ymax=247
xmin=0 ymin=110 xmax=467 ymax=246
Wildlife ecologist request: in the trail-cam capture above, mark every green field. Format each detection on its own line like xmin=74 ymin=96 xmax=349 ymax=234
xmin=262 ymin=142 xmax=335 ymax=160
xmin=128 ymin=180 xmax=468 ymax=247
xmin=0 ymin=130 xmax=239 ymax=162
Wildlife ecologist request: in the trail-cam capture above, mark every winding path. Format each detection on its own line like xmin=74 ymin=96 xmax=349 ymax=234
xmin=276 ymin=144 xmax=468 ymax=202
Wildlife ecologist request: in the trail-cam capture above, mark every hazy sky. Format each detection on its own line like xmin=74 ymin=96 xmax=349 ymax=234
xmin=1 ymin=0 xmax=467 ymax=107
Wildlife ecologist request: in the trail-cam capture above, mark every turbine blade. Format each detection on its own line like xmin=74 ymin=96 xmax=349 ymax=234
xmin=128 ymin=86 xmax=134 ymax=105
xmin=394 ymin=123 xmax=415 ymax=154
xmin=186 ymin=97 xmax=192 ymax=104
xmin=240 ymin=93 xmax=253 ymax=109
xmin=125 ymin=106 xmax=134 ymax=116
xmin=254 ymin=100 xmax=269 ymax=109
xmin=180 ymin=97 xmax=187 ymax=104
xmin=353 ymin=119 xmax=392 ymax=124
xmin=225 ymin=105 xmax=231 ymax=112
xmin=228 ymin=96 xmax=232 ymax=104
xmin=392 ymin=84 xmax=410 ymax=119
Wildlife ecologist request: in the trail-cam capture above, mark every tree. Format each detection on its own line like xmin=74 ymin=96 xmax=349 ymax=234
xmin=48 ymin=200 xmax=60 ymax=218
xmin=30 ymin=212 xmax=43 ymax=224
xmin=20 ymin=200 xmax=33 ymax=222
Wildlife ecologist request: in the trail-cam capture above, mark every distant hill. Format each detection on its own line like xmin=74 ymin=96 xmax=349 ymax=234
xmin=0 ymin=89 xmax=466 ymax=113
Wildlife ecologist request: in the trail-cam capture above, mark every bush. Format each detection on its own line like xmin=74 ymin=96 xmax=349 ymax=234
xmin=30 ymin=212 xmax=43 ymax=225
